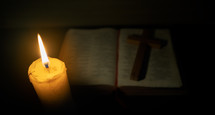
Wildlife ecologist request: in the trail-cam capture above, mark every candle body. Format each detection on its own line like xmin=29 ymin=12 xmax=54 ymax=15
xmin=28 ymin=57 xmax=71 ymax=107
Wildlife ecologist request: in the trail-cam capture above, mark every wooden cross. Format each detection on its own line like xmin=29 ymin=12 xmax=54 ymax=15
xmin=127 ymin=29 xmax=165 ymax=81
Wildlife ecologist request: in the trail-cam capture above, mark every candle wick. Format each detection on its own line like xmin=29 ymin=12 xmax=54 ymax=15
xmin=44 ymin=63 xmax=50 ymax=73
xmin=44 ymin=63 xmax=49 ymax=68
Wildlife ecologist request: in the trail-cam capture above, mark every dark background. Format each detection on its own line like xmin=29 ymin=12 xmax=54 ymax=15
xmin=0 ymin=0 xmax=213 ymax=114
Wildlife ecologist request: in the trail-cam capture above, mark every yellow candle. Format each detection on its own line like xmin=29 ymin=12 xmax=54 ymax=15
xmin=28 ymin=34 xmax=71 ymax=108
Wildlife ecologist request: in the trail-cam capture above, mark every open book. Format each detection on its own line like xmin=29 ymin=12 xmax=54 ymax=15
xmin=58 ymin=28 xmax=182 ymax=94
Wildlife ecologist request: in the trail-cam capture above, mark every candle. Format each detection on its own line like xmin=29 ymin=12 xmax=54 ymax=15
xmin=28 ymin=34 xmax=71 ymax=108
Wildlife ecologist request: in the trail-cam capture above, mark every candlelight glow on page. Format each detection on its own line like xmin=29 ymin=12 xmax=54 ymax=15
xmin=37 ymin=33 xmax=49 ymax=67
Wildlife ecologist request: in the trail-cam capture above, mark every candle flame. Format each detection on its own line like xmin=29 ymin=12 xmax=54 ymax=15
xmin=38 ymin=33 xmax=49 ymax=67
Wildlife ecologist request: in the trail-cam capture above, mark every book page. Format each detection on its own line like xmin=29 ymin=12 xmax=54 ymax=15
xmin=59 ymin=28 xmax=117 ymax=86
xmin=118 ymin=29 xmax=182 ymax=88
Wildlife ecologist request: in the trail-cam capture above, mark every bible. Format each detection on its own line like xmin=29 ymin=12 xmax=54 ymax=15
xmin=58 ymin=28 xmax=182 ymax=95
